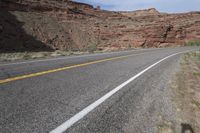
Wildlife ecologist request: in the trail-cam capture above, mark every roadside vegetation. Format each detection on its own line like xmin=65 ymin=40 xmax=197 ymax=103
xmin=87 ymin=42 xmax=97 ymax=53
xmin=0 ymin=48 xmax=105 ymax=62
xmin=171 ymin=50 xmax=200 ymax=132
xmin=0 ymin=51 xmax=88 ymax=61
xmin=185 ymin=40 xmax=200 ymax=46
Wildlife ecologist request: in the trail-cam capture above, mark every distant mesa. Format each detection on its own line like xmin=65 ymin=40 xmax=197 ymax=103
xmin=120 ymin=8 xmax=160 ymax=17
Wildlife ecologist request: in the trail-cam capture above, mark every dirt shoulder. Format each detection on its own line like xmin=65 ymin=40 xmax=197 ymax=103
xmin=0 ymin=51 xmax=89 ymax=62
xmin=171 ymin=51 xmax=200 ymax=132
xmin=0 ymin=47 xmax=140 ymax=62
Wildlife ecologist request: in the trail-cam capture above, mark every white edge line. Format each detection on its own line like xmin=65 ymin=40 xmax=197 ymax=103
xmin=0 ymin=48 xmax=164 ymax=67
xmin=50 ymin=50 xmax=194 ymax=133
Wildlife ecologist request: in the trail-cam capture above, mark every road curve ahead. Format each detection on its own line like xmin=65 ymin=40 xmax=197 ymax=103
xmin=0 ymin=47 xmax=199 ymax=133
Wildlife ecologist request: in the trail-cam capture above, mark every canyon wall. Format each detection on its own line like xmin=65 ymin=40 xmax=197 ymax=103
xmin=0 ymin=0 xmax=200 ymax=52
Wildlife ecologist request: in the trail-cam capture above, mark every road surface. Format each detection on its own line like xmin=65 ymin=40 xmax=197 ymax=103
xmin=0 ymin=47 xmax=199 ymax=133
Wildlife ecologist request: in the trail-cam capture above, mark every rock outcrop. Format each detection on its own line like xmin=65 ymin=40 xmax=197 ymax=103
xmin=0 ymin=0 xmax=200 ymax=52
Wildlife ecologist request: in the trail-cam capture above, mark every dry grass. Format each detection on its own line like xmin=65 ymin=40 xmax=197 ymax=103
xmin=0 ymin=48 xmax=138 ymax=62
xmin=158 ymin=125 xmax=173 ymax=133
xmin=0 ymin=50 xmax=90 ymax=61
xmin=171 ymin=51 xmax=200 ymax=132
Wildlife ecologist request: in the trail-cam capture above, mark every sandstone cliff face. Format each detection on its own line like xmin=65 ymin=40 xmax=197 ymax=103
xmin=0 ymin=0 xmax=200 ymax=52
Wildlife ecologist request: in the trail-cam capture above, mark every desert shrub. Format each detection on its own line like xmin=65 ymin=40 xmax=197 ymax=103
xmin=185 ymin=40 xmax=200 ymax=46
xmin=87 ymin=42 xmax=97 ymax=53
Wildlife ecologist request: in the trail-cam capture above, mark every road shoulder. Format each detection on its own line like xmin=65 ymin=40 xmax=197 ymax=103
xmin=171 ymin=51 xmax=200 ymax=132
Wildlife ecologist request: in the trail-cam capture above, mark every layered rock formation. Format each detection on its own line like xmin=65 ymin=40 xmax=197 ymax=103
xmin=0 ymin=0 xmax=200 ymax=52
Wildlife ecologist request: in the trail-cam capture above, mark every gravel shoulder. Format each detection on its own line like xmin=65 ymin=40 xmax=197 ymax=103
xmin=171 ymin=51 xmax=200 ymax=133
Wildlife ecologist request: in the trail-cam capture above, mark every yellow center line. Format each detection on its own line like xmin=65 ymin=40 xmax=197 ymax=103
xmin=0 ymin=54 xmax=136 ymax=84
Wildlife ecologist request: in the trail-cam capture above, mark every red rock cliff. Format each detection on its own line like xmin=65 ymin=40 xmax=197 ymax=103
xmin=0 ymin=0 xmax=200 ymax=52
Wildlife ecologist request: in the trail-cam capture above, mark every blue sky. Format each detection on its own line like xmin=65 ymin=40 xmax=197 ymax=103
xmin=75 ymin=0 xmax=200 ymax=13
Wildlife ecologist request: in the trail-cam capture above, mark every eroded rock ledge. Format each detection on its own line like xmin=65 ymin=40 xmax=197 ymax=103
xmin=0 ymin=0 xmax=200 ymax=52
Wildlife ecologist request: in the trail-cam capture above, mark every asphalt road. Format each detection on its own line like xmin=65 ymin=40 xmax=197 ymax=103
xmin=0 ymin=47 xmax=199 ymax=133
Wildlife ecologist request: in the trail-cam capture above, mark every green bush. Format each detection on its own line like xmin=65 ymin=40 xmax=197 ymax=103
xmin=87 ymin=42 xmax=97 ymax=53
xmin=185 ymin=40 xmax=200 ymax=46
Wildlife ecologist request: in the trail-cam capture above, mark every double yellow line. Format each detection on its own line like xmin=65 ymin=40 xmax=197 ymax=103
xmin=0 ymin=54 xmax=136 ymax=84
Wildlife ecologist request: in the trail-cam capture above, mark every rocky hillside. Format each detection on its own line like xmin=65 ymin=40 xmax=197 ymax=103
xmin=0 ymin=0 xmax=200 ymax=52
